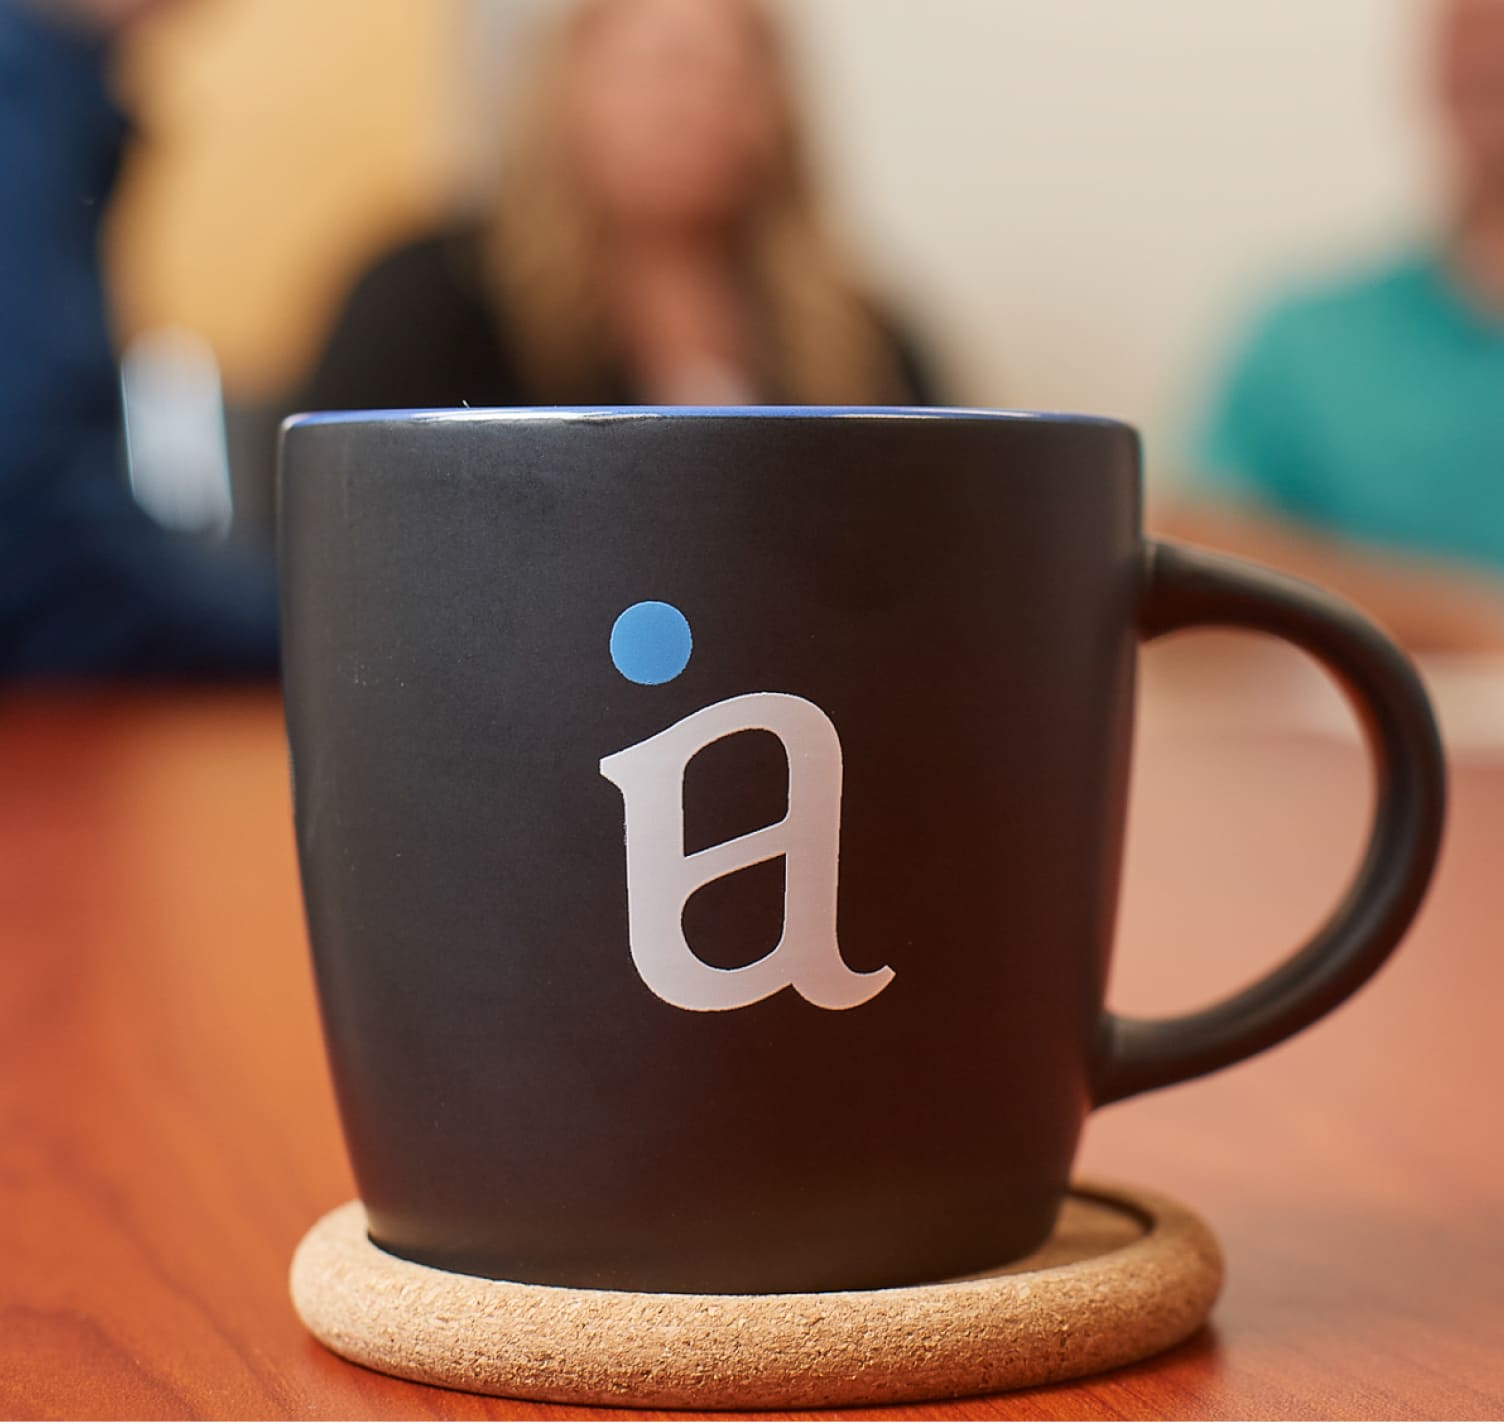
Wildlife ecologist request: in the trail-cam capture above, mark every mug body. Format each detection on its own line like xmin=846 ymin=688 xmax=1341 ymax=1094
xmin=280 ymin=407 xmax=1142 ymax=1293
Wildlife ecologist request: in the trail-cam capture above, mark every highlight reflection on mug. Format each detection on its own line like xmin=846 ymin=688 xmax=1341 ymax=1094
xmin=601 ymin=600 xmax=894 ymax=1014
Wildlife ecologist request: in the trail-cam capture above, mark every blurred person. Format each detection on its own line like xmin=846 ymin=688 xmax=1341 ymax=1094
xmin=0 ymin=0 xmax=278 ymax=679
xmin=303 ymin=0 xmax=941 ymax=413
xmin=1164 ymin=0 xmax=1504 ymax=653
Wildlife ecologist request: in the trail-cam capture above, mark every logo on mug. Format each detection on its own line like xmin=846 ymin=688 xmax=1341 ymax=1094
xmin=599 ymin=601 xmax=894 ymax=1014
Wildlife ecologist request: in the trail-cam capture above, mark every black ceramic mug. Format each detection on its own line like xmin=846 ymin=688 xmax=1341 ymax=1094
xmin=279 ymin=408 xmax=1444 ymax=1295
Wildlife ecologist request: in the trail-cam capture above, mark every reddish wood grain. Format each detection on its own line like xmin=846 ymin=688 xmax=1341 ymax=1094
xmin=1 ymin=688 xmax=1500 ymax=1420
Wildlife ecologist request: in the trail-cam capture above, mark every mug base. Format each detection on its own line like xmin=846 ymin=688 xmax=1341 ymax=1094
xmin=289 ymin=1181 xmax=1222 ymax=1410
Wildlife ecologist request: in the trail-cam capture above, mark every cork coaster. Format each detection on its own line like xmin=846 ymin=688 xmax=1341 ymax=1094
xmin=290 ymin=1182 xmax=1221 ymax=1410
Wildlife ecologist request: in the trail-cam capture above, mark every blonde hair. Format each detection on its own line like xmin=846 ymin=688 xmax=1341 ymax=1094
xmin=485 ymin=0 xmax=907 ymax=405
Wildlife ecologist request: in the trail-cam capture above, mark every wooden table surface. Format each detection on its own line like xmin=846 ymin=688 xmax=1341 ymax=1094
xmin=2 ymin=682 xmax=1501 ymax=1420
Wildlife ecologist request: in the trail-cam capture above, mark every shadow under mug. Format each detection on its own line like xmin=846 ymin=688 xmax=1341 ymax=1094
xmin=279 ymin=407 xmax=1445 ymax=1295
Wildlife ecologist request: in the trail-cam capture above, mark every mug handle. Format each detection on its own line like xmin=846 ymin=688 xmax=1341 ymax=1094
xmin=1092 ymin=539 xmax=1447 ymax=1106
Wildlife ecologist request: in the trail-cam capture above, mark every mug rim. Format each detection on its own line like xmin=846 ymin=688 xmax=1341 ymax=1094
xmin=281 ymin=405 xmax=1136 ymax=437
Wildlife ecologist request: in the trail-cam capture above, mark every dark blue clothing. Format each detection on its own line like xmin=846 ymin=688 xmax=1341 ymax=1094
xmin=0 ymin=1 xmax=277 ymax=678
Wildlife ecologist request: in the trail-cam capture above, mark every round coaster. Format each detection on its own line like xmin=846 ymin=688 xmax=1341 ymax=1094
xmin=290 ymin=1182 xmax=1222 ymax=1410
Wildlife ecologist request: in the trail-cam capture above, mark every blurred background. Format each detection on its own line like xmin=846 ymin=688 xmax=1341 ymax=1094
xmin=105 ymin=0 xmax=1431 ymax=483
xmin=6 ymin=0 xmax=1504 ymax=745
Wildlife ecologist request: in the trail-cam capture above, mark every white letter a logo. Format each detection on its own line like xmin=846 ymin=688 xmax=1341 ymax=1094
xmin=599 ymin=692 xmax=894 ymax=1012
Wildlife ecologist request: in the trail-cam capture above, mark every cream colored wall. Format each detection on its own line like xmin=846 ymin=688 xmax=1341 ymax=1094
xmin=778 ymin=0 xmax=1438 ymax=475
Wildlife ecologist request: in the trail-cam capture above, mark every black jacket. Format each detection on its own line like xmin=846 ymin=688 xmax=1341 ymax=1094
xmin=303 ymin=228 xmax=944 ymax=412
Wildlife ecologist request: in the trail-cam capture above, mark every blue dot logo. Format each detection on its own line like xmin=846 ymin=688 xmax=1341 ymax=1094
xmin=610 ymin=601 xmax=693 ymax=685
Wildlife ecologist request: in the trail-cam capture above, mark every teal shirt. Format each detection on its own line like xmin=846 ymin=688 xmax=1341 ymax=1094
xmin=1192 ymin=252 xmax=1504 ymax=573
